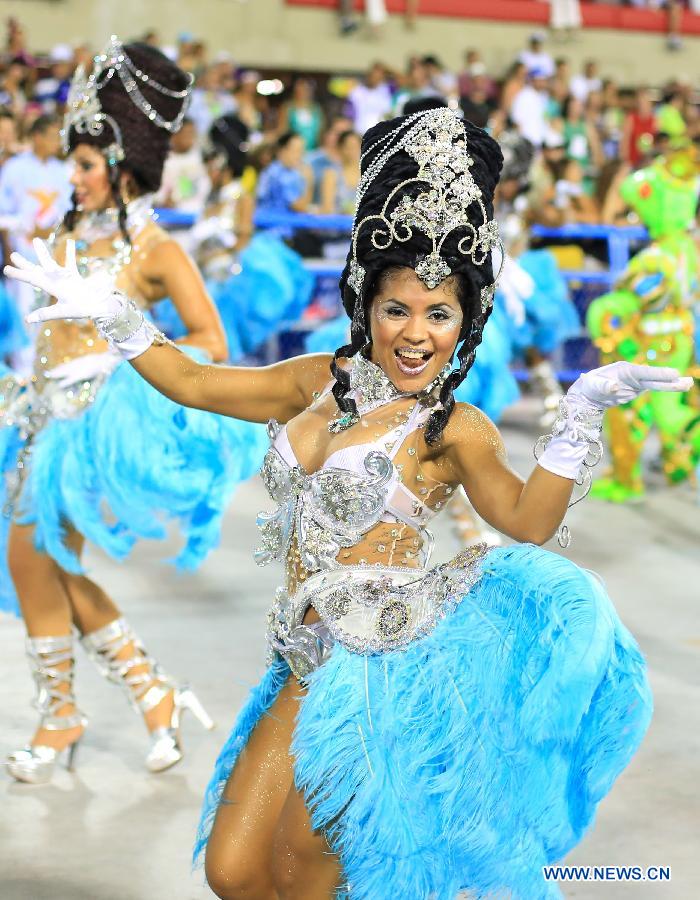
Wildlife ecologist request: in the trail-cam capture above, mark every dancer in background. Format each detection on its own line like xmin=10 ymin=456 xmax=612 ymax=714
xmin=10 ymin=108 xmax=688 ymax=899
xmin=0 ymin=38 xmax=266 ymax=785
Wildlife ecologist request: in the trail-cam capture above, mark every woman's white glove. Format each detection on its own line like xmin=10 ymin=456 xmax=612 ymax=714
xmin=568 ymin=362 xmax=692 ymax=410
xmin=536 ymin=361 xmax=692 ymax=547
xmin=537 ymin=361 xmax=692 ymax=481
xmin=4 ymin=238 xmax=158 ymax=360
xmin=45 ymin=350 xmax=122 ymax=389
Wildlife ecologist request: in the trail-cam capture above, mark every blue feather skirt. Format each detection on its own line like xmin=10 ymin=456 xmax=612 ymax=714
xmin=0 ymin=357 xmax=269 ymax=616
xmin=194 ymin=545 xmax=652 ymax=899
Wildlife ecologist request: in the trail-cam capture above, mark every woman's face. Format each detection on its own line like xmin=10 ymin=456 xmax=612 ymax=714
xmin=339 ymin=133 xmax=361 ymax=166
xmin=279 ymin=135 xmax=304 ymax=169
xmin=70 ymin=144 xmax=112 ymax=211
xmin=368 ymin=267 xmax=464 ymax=393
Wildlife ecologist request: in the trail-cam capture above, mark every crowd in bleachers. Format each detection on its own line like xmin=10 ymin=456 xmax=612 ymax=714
xmin=1 ymin=18 xmax=699 ymax=274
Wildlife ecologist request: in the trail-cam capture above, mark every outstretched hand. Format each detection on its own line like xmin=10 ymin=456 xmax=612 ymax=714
xmin=570 ymin=362 xmax=693 ymax=409
xmin=3 ymin=238 xmax=120 ymax=324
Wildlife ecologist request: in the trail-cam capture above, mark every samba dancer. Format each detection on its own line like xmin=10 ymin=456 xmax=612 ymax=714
xmin=8 ymin=109 xmax=690 ymax=898
xmin=1 ymin=39 xmax=266 ymax=784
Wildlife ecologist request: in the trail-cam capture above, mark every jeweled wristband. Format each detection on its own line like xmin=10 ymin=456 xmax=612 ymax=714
xmin=97 ymin=293 xmax=146 ymax=343
xmin=97 ymin=291 xmax=170 ymax=359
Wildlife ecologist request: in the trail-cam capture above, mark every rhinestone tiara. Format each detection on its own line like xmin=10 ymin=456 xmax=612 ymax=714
xmin=62 ymin=35 xmax=194 ymax=161
xmin=347 ymin=108 xmax=503 ymax=315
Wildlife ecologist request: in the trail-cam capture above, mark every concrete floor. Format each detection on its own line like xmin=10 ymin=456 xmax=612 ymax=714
xmin=1 ymin=400 xmax=698 ymax=899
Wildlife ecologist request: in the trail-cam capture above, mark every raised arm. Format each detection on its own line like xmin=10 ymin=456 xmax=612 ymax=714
xmin=444 ymin=362 xmax=692 ymax=545
xmin=140 ymin=238 xmax=227 ymax=361
xmin=5 ymin=237 xmax=334 ymax=423
xmin=130 ymin=344 xmax=334 ymax=422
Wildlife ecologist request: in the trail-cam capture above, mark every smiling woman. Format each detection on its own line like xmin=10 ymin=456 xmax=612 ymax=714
xmin=370 ymin=268 xmax=463 ymax=381
xmin=7 ymin=107 xmax=690 ymax=900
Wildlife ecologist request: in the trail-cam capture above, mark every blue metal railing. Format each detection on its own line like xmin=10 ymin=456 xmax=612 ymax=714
xmin=155 ymin=208 xmax=649 ymax=376
xmin=155 ymin=207 xmax=646 ymax=281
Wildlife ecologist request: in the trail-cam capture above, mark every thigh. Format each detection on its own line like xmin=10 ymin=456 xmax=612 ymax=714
xmin=272 ymin=778 xmax=342 ymax=899
xmin=7 ymin=522 xmax=72 ymax=633
xmin=205 ymin=674 xmax=304 ymax=897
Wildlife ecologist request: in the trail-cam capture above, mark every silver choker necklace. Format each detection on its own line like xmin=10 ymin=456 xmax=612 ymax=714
xmin=328 ymin=351 xmax=450 ymax=433
xmin=74 ymin=195 xmax=155 ymax=243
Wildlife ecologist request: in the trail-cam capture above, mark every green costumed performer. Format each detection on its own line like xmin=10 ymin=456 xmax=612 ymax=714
xmin=587 ymin=146 xmax=700 ymax=502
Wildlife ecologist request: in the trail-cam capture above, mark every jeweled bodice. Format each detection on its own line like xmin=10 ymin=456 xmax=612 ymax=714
xmin=255 ymin=419 xmax=394 ymax=575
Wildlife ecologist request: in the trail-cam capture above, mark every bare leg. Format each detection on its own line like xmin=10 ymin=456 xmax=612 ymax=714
xmin=272 ymin=780 xmax=342 ymax=899
xmin=8 ymin=522 xmax=83 ymax=751
xmin=404 ymin=0 xmax=418 ymax=29
xmin=205 ymin=674 xmax=341 ymax=900
xmin=59 ymin=525 xmax=175 ymax=733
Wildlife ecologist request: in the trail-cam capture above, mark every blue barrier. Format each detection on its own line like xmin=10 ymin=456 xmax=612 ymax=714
xmin=155 ymin=208 xmax=648 ymax=276
xmin=154 ymin=208 xmax=649 ymax=381
xmin=531 ymin=223 xmax=648 ymax=276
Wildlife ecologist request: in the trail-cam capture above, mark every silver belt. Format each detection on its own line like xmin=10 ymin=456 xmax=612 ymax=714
xmin=266 ymin=544 xmax=489 ymax=671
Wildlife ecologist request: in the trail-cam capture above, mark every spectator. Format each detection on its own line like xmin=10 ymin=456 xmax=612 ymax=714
xmin=460 ymin=68 xmax=495 ymax=129
xmin=319 ymin=129 xmax=360 ymax=214
xmin=233 ymin=71 xmax=263 ymax=138
xmin=549 ymin=0 xmax=581 ymax=39
xmin=655 ymin=89 xmax=687 ymax=144
xmin=306 ymin=116 xmax=353 ymax=205
xmin=256 ymin=131 xmax=312 ymax=214
xmin=154 ymin=118 xmax=210 ymax=216
xmin=0 ymin=110 xmax=21 ymax=166
xmin=570 ymin=59 xmax=602 ymax=104
xmin=527 ymin=133 xmax=598 ymax=226
xmin=32 ymin=44 xmax=74 ymax=113
xmin=552 ymin=57 xmax=571 ymax=95
xmin=393 ymin=59 xmax=441 ymax=116
xmin=510 ymin=68 xmax=551 ymax=148
xmin=561 ymin=94 xmax=603 ymax=194
xmin=279 ymin=78 xmax=324 ymax=151
xmin=458 ymin=49 xmax=498 ymax=101
xmin=366 ymin=0 xmax=388 ymax=38
xmin=347 ymin=63 xmax=393 ymax=135
xmin=518 ymin=32 xmax=555 ymax=79
xmin=0 ymin=57 xmax=30 ymax=120
xmin=337 ymin=0 xmax=359 ymax=36
xmin=498 ymin=61 xmax=527 ymax=117
xmin=422 ymin=55 xmax=458 ymax=103
xmin=0 ymin=113 xmax=70 ymax=371
xmin=596 ymin=160 xmax=632 ymax=225
xmin=0 ymin=113 xmax=68 ymax=242
xmin=620 ymin=87 xmax=657 ymax=168
xmin=188 ymin=64 xmax=237 ymax=137
xmin=596 ymin=79 xmax=624 ymax=159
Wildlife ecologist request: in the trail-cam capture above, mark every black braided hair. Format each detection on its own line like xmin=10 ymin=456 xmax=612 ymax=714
xmin=333 ymin=110 xmax=503 ymax=445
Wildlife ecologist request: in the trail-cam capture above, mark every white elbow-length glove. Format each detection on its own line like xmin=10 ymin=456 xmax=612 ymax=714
xmin=535 ymin=362 xmax=692 ymax=547
xmin=4 ymin=238 xmax=160 ymax=360
xmin=536 ymin=362 xmax=693 ymax=481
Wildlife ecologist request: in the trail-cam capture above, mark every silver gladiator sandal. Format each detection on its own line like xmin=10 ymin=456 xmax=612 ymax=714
xmin=80 ymin=617 xmax=214 ymax=773
xmin=7 ymin=635 xmax=88 ymax=784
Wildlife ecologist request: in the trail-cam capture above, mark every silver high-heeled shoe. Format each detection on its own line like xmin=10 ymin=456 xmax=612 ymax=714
xmin=7 ymin=635 xmax=87 ymax=785
xmin=81 ymin=617 xmax=214 ymax=773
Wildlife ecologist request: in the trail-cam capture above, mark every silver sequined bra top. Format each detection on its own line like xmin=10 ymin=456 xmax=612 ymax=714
xmin=255 ymin=392 xmax=442 ymax=579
